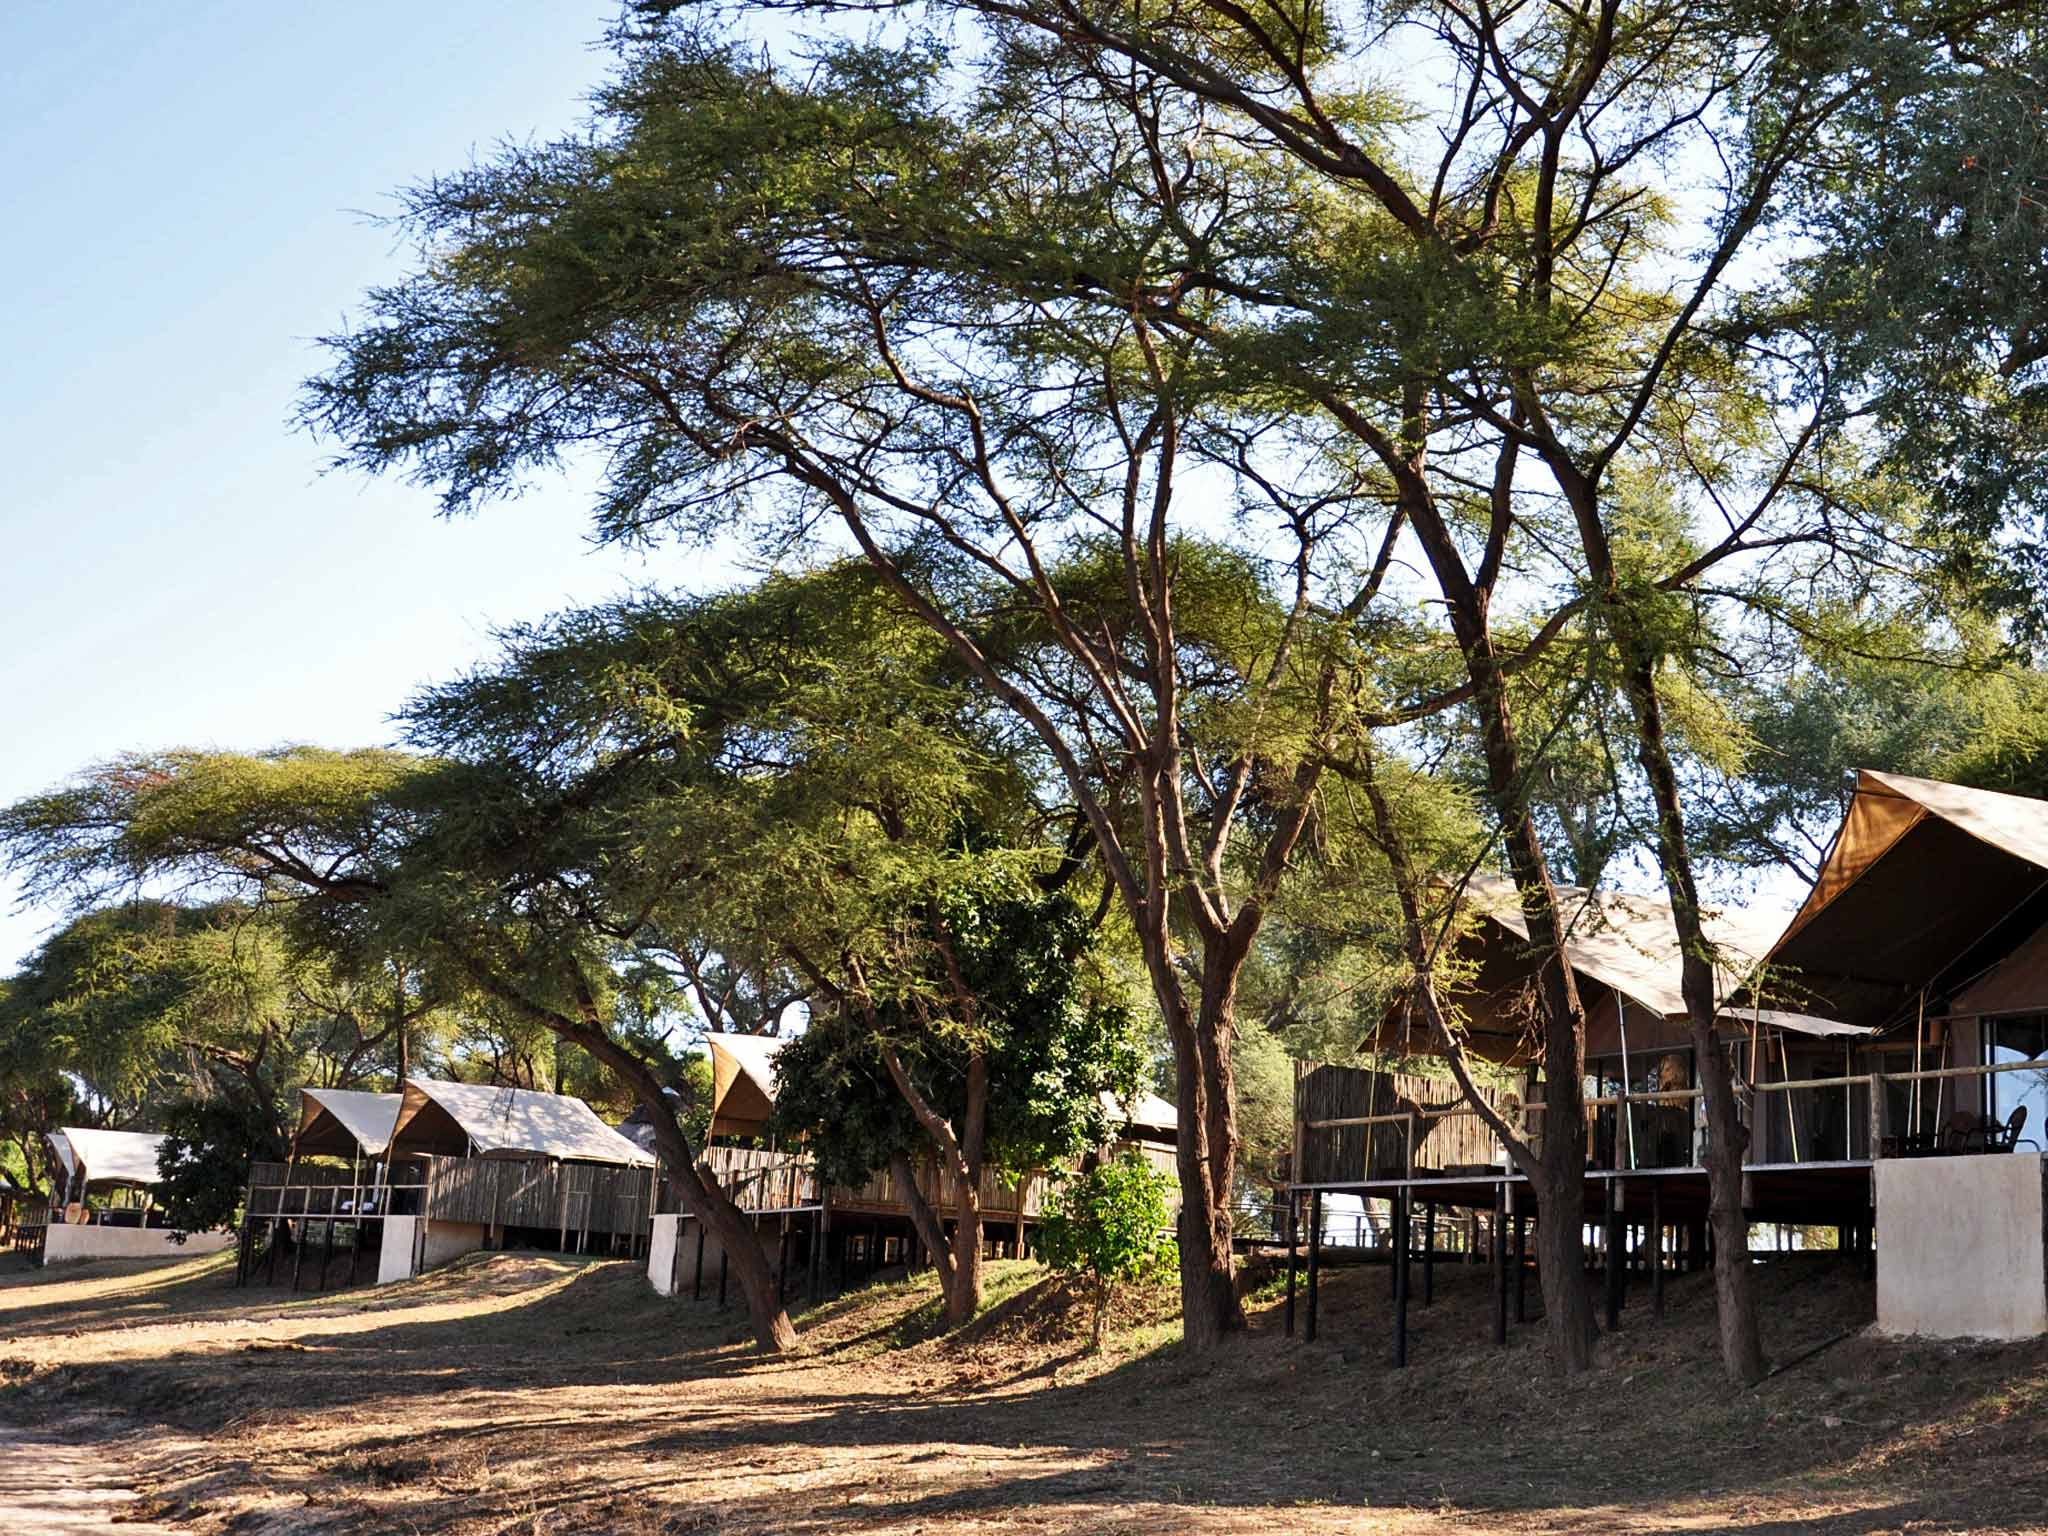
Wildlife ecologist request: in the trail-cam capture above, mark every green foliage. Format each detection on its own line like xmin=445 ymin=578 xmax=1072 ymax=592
xmin=154 ymin=1093 xmax=289 ymax=1238
xmin=1035 ymin=1150 xmax=1179 ymax=1348
xmin=770 ymin=879 xmax=1143 ymax=1187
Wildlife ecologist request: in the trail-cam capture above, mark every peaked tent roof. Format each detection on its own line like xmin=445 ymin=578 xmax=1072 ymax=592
xmin=1766 ymin=771 xmax=2048 ymax=1029
xmin=48 ymin=1128 xmax=167 ymax=1187
xmin=294 ymin=1089 xmax=403 ymax=1159
xmin=1103 ymin=1089 xmax=1179 ymax=1143
xmin=705 ymin=1032 xmax=787 ymax=1138
xmin=1466 ymin=873 xmax=1790 ymax=1021
xmin=388 ymin=1080 xmax=654 ymax=1166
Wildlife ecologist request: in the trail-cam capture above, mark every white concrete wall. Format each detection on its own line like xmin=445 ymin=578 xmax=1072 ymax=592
xmin=1876 ymin=1152 xmax=2048 ymax=1340
xmin=377 ymin=1217 xmax=487 ymax=1284
xmin=647 ymin=1213 xmax=764 ymax=1298
xmin=42 ymin=1224 xmax=234 ymax=1266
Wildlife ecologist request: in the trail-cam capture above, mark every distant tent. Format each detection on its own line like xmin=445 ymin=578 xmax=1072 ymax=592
xmin=292 ymin=1089 xmax=404 ymax=1159
xmin=1464 ymin=873 xmax=1785 ymax=1020
xmin=704 ymin=1033 xmax=785 ymax=1139
xmin=1373 ymin=874 xmax=1852 ymax=1061
xmin=1104 ymin=1090 xmax=1178 ymax=1147
xmin=45 ymin=1127 xmax=168 ymax=1190
xmin=1767 ymin=771 xmax=2048 ymax=1029
xmin=388 ymin=1079 xmax=654 ymax=1167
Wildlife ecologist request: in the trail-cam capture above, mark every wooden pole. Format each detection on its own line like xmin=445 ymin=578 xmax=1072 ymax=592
xmin=1651 ymin=1182 xmax=1666 ymax=1320
xmin=316 ymin=1218 xmax=335 ymax=1292
xmin=1422 ymin=1199 xmax=1436 ymax=1307
xmin=692 ymin=1221 xmax=706 ymax=1301
xmin=1305 ymin=1190 xmax=1322 ymax=1343
xmin=290 ymin=1212 xmax=309 ymax=1293
xmin=1393 ymin=1190 xmax=1410 ymax=1368
xmin=1513 ymin=1196 xmax=1527 ymax=1324
xmin=1283 ymin=1194 xmax=1299 ymax=1338
xmin=1491 ymin=1182 xmax=1507 ymax=1347
xmin=1603 ymin=1179 xmax=1624 ymax=1331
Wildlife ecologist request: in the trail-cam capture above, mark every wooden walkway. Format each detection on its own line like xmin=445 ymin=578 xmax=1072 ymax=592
xmin=0 ymin=1426 xmax=185 ymax=1535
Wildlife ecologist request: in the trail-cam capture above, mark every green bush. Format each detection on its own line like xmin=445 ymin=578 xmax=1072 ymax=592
xmin=1035 ymin=1150 xmax=1177 ymax=1349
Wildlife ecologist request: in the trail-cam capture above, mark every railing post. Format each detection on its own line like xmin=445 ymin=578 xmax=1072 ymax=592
xmin=1282 ymin=1194 xmax=1298 ymax=1339
xmin=1868 ymin=1073 xmax=1885 ymax=1161
xmin=1305 ymin=1189 xmax=1322 ymax=1343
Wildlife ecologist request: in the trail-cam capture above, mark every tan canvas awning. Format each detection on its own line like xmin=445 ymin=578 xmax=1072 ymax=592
xmin=294 ymin=1089 xmax=403 ymax=1159
xmin=1766 ymin=771 xmax=2048 ymax=1029
xmin=388 ymin=1079 xmax=654 ymax=1166
xmin=705 ymin=1033 xmax=786 ymax=1138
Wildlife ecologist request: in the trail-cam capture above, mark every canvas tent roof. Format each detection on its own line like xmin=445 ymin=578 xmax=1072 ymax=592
xmin=1376 ymin=875 xmax=1852 ymax=1062
xmin=1767 ymin=771 xmax=2048 ymax=1029
xmin=388 ymin=1080 xmax=654 ymax=1166
xmin=294 ymin=1089 xmax=403 ymax=1159
xmin=705 ymin=1032 xmax=786 ymax=1138
xmin=1466 ymin=874 xmax=1790 ymax=1021
xmin=47 ymin=1128 xmax=167 ymax=1188
xmin=1104 ymin=1090 xmax=1178 ymax=1143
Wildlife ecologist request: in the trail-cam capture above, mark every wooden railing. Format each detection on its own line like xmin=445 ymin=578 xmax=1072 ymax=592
xmin=690 ymin=1144 xmax=1042 ymax=1218
xmin=699 ymin=1146 xmax=817 ymax=1212
xmin=246 ymin=1156 xmax=657 ymax=1239
xmin=4 ymin=1208 xmax=48 ymax=1262
xmin=1295 ymin=1061 xmax=2048 ymax=1182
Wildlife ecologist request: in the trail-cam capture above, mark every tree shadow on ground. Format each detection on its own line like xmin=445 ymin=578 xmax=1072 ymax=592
xmin=9 ymin=1247 xmax=2048 ymax=1534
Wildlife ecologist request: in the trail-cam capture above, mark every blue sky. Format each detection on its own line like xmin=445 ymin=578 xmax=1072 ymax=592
xmin=0 ymin=3 xmax=743 ymax=968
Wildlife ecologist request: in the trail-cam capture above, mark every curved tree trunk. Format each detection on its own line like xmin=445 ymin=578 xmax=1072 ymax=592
xmin=466 ymin=966 xmax=800 ymax=1354
xmin=881 ymin=1047 xmax=988 ymax=1326
xmin=1356 ymin=742 xmax=1598 ymax=1371
xmin=893 ymin=1150 xmax=984 ymax=1326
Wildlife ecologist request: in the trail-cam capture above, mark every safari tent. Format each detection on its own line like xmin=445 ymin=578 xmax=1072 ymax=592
xmin=1763 ymin=770 xmax=2048 ymax=1160
xmin=39 ymin=1127 xmax=235 ymax=1265
xmin=387 ymin=1078 xmax=655 ymax=1166
xmin=242 ymin=1078 xmax=659 ymax=1292
xmin=291 ymin=1087 xmax=402 ymax=1162
xmin=1351 ymin=874 xmax=1864 ymax=1173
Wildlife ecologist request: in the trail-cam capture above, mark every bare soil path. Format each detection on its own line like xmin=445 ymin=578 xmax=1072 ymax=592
xmin=0 ymin=1423 xmax=188 ymax=1535
xmin=4 ymin=1247 xmax=2048 ymax=1533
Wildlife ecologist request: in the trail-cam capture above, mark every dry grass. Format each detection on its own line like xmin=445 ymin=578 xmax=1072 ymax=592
xmin=3 ymin=1242 xmax=2047 ymax=1534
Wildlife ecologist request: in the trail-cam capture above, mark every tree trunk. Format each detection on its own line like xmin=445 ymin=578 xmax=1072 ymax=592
xmin=1356 ymin=743 xmax=1597 ymax=1371
xmin=879 ymin=1041 xmax=988 ymax=1328
xmin=1619 ymin=647 xmax=1767 ymax=1383
xmin=1467 ymin=655 xmax=1599 ymax=1370
xmin=477 ymin=972 xmax=800 ymax=1354
xmin=1160 ymin=949 xmax=1248 ymax=1350
xmin=1387 ymin=459 xmax=1600 ymax=1371
xmin=893 ymin=1149 xmax=982 ymax=1326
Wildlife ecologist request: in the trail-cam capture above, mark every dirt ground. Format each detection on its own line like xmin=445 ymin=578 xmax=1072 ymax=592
xmin=3 ymin=1242 xmax=2047 ymax=1535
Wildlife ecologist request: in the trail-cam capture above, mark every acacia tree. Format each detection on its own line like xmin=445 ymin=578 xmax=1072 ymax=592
xmin=303 ymin=42 xmax=1435 ymax=1351
xmin=300 ymin=3 xmax=2042 ymax=1375
xmin=412 ymin=566 xmax=1145 ymax=1327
